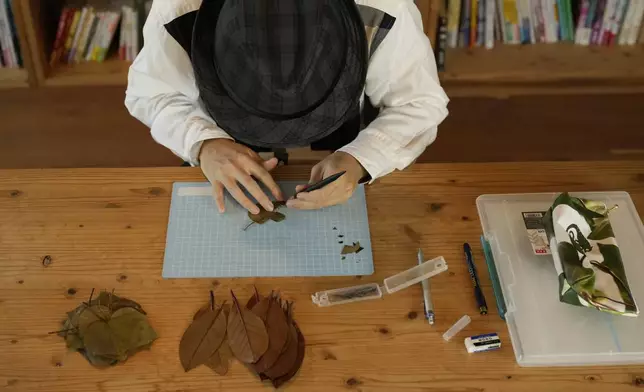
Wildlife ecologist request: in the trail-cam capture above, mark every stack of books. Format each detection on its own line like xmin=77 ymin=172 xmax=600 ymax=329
xmin=0 ymin=0 xmax=22 ymax=69
xmin=49 ymin=0 xmax=152 ymax=67
xmin=442 ymin=0 xmax=644 ymax=49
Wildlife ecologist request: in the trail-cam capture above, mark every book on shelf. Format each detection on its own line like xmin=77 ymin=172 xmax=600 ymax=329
xmin=0 ymin=0 xmax=22 ymax=68
xmin=50 ymin=0 xmax=153 ymax=68
xmin=435 ymin=0 xmax=448 ymax=71
xmin=438 ymin=0 xmax=644 ymax=50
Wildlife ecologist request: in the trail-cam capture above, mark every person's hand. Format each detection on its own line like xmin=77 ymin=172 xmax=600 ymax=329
xmin=199 ymin=139 xmax=283 ymax=214
xmin=287 ymin=152 xmax=366 ymax=210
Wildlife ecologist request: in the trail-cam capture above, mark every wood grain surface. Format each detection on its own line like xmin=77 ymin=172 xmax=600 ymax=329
xmin=1 ymin=162 xmax=643 ymax=392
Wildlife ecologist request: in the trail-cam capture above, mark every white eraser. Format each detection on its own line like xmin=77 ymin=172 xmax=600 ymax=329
xmin=464 ymin=333 xmax=501 ymax=353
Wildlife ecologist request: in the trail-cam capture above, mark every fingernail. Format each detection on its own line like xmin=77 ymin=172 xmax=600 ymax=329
xmin=267 ymin=203 xmax=274 ymax=212
xmin=251 ymin=207 xmax=260 ymax=214
xmin=286 ymin=200 xmax=295 ymax=208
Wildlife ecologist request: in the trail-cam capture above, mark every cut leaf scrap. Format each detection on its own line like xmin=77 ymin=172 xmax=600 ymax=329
xmin=341 ymin=242 xmax=364 ymax=255
xmin=227 ymin=291 xmax=269 ymax=363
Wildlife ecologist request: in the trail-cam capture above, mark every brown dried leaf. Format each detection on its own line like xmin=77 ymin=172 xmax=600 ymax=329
xmin=248 ymin=204 xmax=287 ymax=225
xmin=179 ymin=302 xmax=228 ymax=371
xmin=271 ymin=321 xmax=306 ymax=388
xmin=206 ymin=339 xmax=232 ymax=376
xmin=227 ymin=291 xmax=269 ymax=364
xmin=252 ymin=297 xmax=290 ymax=373
xmin=262 ymin=322 xmax=299 ymax=380
xmin=341 ymin=242 xmax=364 ymax=255
xmin=246 ymin=286 xmax=262 ymax=310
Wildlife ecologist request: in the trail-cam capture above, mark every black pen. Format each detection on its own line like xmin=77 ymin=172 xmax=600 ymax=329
xmin=464 ymin=243 xmax=488 ymax=315
xmin=294 ymin=171 xmax=346 ymax=197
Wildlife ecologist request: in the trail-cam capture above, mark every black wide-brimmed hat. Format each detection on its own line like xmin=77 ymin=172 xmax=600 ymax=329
xmin=192 ymin=0 xmax=368 ymax=148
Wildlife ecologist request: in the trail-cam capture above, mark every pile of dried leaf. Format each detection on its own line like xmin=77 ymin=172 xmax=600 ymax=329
xmin=180 ymin=289 xmax=305 ymax=388
xmin=56 ymin=289 xmax=157 ymax=367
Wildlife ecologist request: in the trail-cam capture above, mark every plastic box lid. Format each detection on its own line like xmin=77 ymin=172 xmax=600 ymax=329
xmin=477 ymin=192 xmax=644 ymax=367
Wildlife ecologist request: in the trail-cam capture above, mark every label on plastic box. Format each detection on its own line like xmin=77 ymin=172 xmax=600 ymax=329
xmin=522 ymin=211 xmax=551 ymax=255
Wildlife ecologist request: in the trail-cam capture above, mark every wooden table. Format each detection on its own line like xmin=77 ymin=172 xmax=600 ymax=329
xmin=1 ymin=162 xmax=643 ymax=392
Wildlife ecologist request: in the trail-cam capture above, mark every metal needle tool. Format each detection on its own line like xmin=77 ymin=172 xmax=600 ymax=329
xmin=418 ymin=248 xmax=435 ymax=325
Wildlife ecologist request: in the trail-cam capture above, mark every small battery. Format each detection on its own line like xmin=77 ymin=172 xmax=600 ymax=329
xmin=464 ymin=333 xmax=501 ymax=353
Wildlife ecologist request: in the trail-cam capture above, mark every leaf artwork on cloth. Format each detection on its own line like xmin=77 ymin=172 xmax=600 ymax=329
xmin=341 ymin=242 xmax=364 ymax=255
xmin=543 ymin=192 xmax=638 ymax=316
xmin=180 ymin=288 xmax=306 ymax=388
xmin=55 ymin=289 xmax=157 ymax=368
xmin=245 ymin=201 xmax=287 ymax=231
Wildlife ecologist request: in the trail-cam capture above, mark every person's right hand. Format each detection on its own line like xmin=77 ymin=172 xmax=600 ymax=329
xmin=199 ymin=139 xmax=283 ymax=214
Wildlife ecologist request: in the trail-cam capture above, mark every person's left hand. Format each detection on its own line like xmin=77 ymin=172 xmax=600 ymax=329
xmin=286 ymin=152 xmax=367 ymax=210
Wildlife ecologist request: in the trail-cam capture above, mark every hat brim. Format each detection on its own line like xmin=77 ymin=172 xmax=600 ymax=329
xmin=192 ymin=0 xmax=368 ymax=148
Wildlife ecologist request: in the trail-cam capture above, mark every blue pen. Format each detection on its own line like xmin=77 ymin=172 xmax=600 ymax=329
xmin=464 ymin=243 xmax=488 ymax=315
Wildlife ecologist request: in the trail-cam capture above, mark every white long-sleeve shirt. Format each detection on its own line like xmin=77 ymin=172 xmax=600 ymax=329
xmin=125 ymin=0 xmax=449 ymax=180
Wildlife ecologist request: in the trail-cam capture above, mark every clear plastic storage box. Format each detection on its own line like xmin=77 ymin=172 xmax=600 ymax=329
xmin=477 ymin=192 xmax=644 ymax=367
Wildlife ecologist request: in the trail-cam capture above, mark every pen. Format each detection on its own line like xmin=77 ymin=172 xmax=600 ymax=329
xmin=464 ymin=243 xmax=488 ymax=315
xmin=418 ymin=248 xmax=435 ymax=325
xmin=294 ymin=171 xmax=346 ymax=197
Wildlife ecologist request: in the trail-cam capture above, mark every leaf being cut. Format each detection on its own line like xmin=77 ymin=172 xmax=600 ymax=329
xmin=252 ymin=296 xmax=290 ymax=373
xmin=247 ymin=202 xmax=287 ymax=228
xmin=179 ymin=302 xmax=228 ymax=372
xmin=227 ymin=291 xmax=269 ymax=363
xmin=341 ymin=242 xmax=364 ymax=255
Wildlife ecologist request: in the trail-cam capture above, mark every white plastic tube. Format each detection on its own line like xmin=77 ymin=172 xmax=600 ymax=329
xmin=443 ymin=315 xmax=471 ymax=341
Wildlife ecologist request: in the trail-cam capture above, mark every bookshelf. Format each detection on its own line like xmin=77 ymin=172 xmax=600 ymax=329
xmin=6 ymin=0 xmax=644 ymax=97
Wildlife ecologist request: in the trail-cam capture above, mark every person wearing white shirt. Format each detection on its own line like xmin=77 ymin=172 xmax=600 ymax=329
xmin=125 ymin=0 xmax=448 ymax=214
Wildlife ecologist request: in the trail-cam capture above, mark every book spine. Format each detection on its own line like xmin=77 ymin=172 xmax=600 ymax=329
xmin=435 ymin=3 xmax=448 ymax=71
xmin=590 ymin=0 xmax=607 ymax=44
xmin=606 ymin=0 xmax=626 ymax=45
xmin=63 ymin=10 xmax=81 ymax=63
xmin=68 ymin=7 xmax=88 ymax=63
xmin=630 ymin=1 xmax=644 ymax=44
xmin=545 ymin=0 xmax=558 ymax=42
xmin=49 ymin=8 xmax=72 ymax=66
xmin=532 ymin=0 xmax=546 ymax=43
xmin=566 ymin=0 xmax=575 ymax=40
xmin=576 ymin=0 xmax=592 ymax=44
xmin=75 ymin=9 xmax=94 ymax=63
xmin=0 ymin=0 xmax=15 ymax=67
xmin=119 ymin=7 xmax=127 ymax=60
xmin=485 ymin=0 xmax=496 ymax=48
xmin=639 ymin=5 xmax=644 ymax=43
xmin=4 ymin=0 xmax=21 ymax=66
xmin=460 ymin=0 xmax=472 ymax=47
xmin=81 ymin=11 xmax=99 ymax=61
xmin=556 ymin=0 xmax=566 ymax=39
xmin=447 ymin=0 xmax=462 ymax=48
xmin=89 ymin=12 xmax=106 ymax=61
xmin=131 ymin=8 xmax=140 ymax=60
xmin=99 ymin=12 xmax=120 ymax=62
xmin=470 ymin=0 xmax=478 ymax=47
xmin=495 ymin=0 xmax=504 ymax=42
xmin=477 ymin=0 xmax=486 ymax=46
xmin=502 ymin=0 xmax=519 ymax=43
xmin=516 ymin=0 xmax=530 ymax=43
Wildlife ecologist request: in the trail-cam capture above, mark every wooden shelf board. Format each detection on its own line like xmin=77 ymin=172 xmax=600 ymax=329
xmin=441 ymin=43 xmax=644 ymax=95
xmin=44 ymin=58 xmax=130 ymax=87
xmin=0 ymin=68 xmax=29 ymax=89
